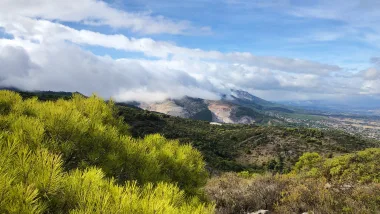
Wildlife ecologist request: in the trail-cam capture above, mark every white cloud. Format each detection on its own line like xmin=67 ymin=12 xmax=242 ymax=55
xmin=0 ymin=0 xmax=208 ymax=35
xmin=371 ymin=57 xmax=380 ymax=66
xmin=286 ymin=0 xmax=380 ymax=45
xmin=0 ymin=46 xmax=35 ymax=79
xmin=359 ymin=68 xmax=380 ymax=80
xmin=0 ymin=37 xmax=376 ymax=102
xmin=0 ymin=16 xmax=341 ymax=75
xmin=230 ymin=0 xmax=380 ymax=46
xmin=0 ymin=42 xmax=222 ymax=102
xmin=361 ymin=80 xmax=380 ymax=95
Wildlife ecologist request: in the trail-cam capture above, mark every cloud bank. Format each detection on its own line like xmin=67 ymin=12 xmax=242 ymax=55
xmin=0 ymin=0 xmax=379 ymax=102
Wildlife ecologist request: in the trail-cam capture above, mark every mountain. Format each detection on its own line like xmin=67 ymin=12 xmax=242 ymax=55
xmin=229 ymin=89 xmax=275 ymax=107
xmin=137 ymin=89 xmax=294 ymax=125
xmin=228 ymin=89 xmax=295 ymax=113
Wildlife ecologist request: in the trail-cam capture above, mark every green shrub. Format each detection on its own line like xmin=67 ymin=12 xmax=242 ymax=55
xmin=0 ymin=90 xmax=213 ymax=213
xmin=292 ymin=152 xmax=323 ymax=177
xmin=323 ymin=148 xmax=380 ymax=184
xmin=293 ymin=148 xmax=380 ymax=183
xmin=207 ymin=149 xmax=380 ymax=213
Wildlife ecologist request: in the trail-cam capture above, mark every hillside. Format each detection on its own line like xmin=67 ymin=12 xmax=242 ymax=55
xmin=119 ymin=105 xmax=380 ymax=173
xmin=10 ymin=90 xmax=380 ymax=173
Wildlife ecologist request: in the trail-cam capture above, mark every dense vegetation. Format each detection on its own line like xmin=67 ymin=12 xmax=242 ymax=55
xmin=206 ymin=148 xmax=380 ymax=213
xmin=0 ymin=91 xmax=213 ymax=213
xmin=119 ymin=106 xmax=379 ymax=173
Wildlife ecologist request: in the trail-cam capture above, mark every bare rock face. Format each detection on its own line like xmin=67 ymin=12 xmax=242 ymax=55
xmin=139 ymin=100 xmax=189 ymax=118
xmin=140 ymin=97 xmax=261 ymax=124
xmin=207 ymin=100 xmax=235 ymax=123
xmin=172 ymin=96 xmax=208 ymax=116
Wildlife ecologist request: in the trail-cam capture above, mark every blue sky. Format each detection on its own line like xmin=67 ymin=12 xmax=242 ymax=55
xmin=0 ymin=0 xmax=380 ymax=103
xmin=100 ymin=0 xmax=378 ymax=67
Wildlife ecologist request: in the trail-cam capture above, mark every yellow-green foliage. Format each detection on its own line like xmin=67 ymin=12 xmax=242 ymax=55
xmin=292 ymin=152 xmax=324 ymax=177
xmin=0 ymin=90 xmax=213 ymax=213
xmin=207 ymin=149 xmax=380 ymax=213
xmin=323 ymin=148 xmax=380 ymax=183
xmin=293 ymin=148 xmax=380 ymax=184
xmin=60 ymin=168 xmax=213 ymax=214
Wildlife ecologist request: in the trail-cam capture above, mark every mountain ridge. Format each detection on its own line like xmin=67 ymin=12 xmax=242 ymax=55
xmin=136 ymin=89 xmax=292 ymax=125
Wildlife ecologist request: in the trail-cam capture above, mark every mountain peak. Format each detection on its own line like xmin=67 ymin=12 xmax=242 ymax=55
xmin=229 ymin=89 xmax=274 ymax=106
xmin=230 ymin=89 xmax=257 ymax=101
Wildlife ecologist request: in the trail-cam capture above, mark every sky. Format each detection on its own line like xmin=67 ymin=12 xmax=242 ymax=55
xmin=0 ymin=0 xmax=380 ymax=103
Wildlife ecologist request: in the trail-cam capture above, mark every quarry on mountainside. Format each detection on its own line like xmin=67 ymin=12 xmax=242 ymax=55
xmin=137 ymin=91 xmax=277 ymax=125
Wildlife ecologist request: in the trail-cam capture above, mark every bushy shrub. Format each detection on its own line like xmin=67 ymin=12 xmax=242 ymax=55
xmin=292 ymin=152 xmax=323 ymax=177
xmin=0 ymin=90 xmax=213 ymax=213
xmin=275 ymin=176 xmax=337 ymax=213
xmin=205 ymin=173 xmax=286 ymax=214
xmin=206 ymin=148 xmax=380 ymax=214
xmin=323 ymin=148 xmax=380 ymax=184
xmin=276 ymin=177 xmax=380 ymax=214
xmin=293 ymin=148 xmax=380 ymax=184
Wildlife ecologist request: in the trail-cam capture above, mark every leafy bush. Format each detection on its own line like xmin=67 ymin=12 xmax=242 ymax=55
xmin=292 ymin=152 xmax=324 ymax=177
xmin=206 ymin=149 xmax=380 ymax=214
xmin=0 ymin=90 xmax=213 ymax=213
xmin=293 ymin=148 xmax=380 ymax=184
xmin=205 ymin=173 xmax=286 ymax=213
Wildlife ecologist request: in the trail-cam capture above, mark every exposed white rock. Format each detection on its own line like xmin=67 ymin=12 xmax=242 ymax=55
xmin=207 ymin=101 xmax=235 ymax=123
xmin=210 ymin=122 xmax=222 ymax=126
xmin=140 ymin=100 xmax=189 ymax=118
xmin=248 ymin=210 xmax=269 ymax=214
